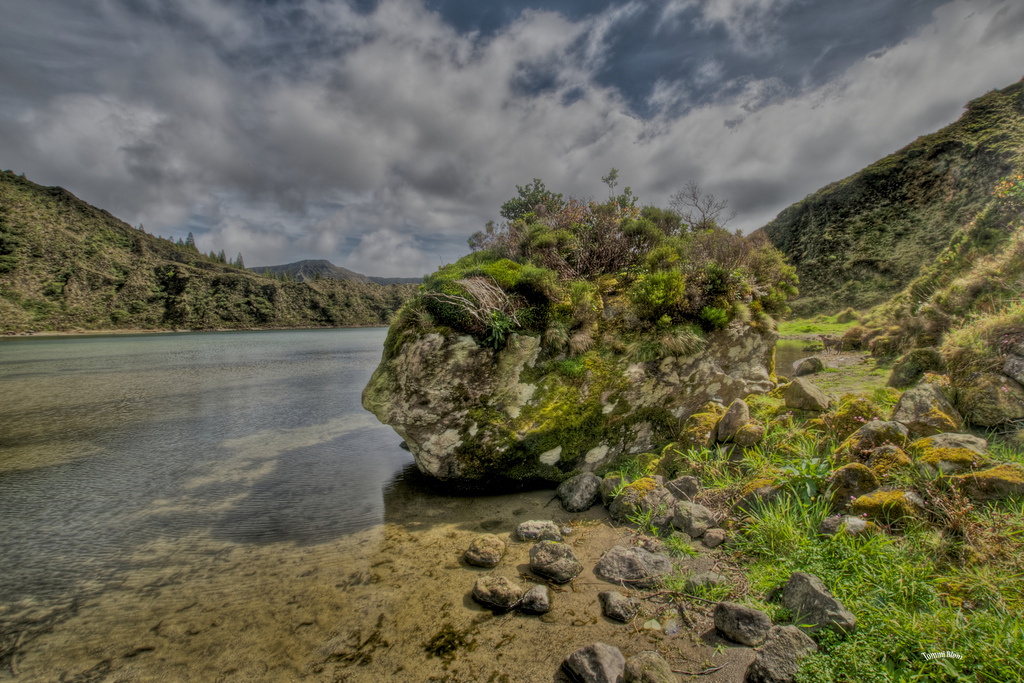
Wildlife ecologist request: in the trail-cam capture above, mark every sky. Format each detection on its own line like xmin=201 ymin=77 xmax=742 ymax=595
xmin=2 ymin=1 xmax=1023 ymax=277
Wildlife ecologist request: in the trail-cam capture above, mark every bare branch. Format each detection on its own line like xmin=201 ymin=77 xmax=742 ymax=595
xmin=669 ymin=180 xmax=737 ymax=231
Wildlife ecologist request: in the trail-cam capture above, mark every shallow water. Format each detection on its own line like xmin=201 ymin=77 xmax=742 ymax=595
xmin=0 ymin=330 xmax=753 ymax=682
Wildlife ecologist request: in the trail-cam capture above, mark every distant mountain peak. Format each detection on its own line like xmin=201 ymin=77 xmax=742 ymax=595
xmin=252 ymin=259 xmax=422 ymax=285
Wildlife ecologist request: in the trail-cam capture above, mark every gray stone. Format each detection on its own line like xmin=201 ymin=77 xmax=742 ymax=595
xmin=529 ymin=541 xmax=583 ymax=584
xmin=623 ymin=651 xmax=675 ymax=683
xmin=745 ymin=625 xmax=818 ymax=683
xmin=914 ymin=431 xmax=988 ymax=456
xmin=600 ymin=473 xmax=627 ymax=506
xmin=519 ymin=584 xmax=551 ymax=614
xmin=562 ymin=642 xmax=625 ymax=683
xmin=638 ymin=486 xmax=677 ymax=532
xmin=784 ymin=377 xmax=830 ymax=411
xmin=684 ymin=571 xmax=725 ymax=592
xmin=734 ymin=422 xmax=766 ymax=447
xmin=824 ymin=463 xmax=879 ymax=509
xmin=608 ymin=485 xmax=644 ymax=523
xmin=702 ymin=528 xmax=727 ymax=548
xmin=516 ymin=520 xmax=562 ymax=542
xmin=717 ymin=398 xmax=751 ymax=442
xmin=594 ymin=545 xmax=674 ymax=589
xmin=463 ymin=534 xmax=505 ymax=568
xmin=472 ymin=576 xmax=523 ymax=611
xmin=665 ymin=475 xmax=700 ymax=501
xmin=782 ymin=572 xmax=857 ymax=637
xmin=557 ymin=472 xmax=602 ymax=512
xmin=818 ymin=515 xmax=872 ymax=537
xmin=672 ymin=500 xmax=717 ymax=537
xmin=598 ymin=590 xmax=641 ymax=622
xmin=792 ymin=356 xmax=825 ymax=377
xmin=1004 ymin=354 xmax=1024 ymax=386
xmin=891 ymin=383 xmax=963 ymax=436
xmin=713 ymin=601 xmax=772 ymax=646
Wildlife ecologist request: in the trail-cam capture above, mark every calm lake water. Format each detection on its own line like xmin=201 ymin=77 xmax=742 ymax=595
xmin=0 ymin=329 xmax=788 ymax=681
xmin=0 ymin=329 xmax=414 ymax=605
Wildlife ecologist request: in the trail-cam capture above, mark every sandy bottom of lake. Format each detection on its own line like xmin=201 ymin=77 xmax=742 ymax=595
xmin=2 ymin=487 xmax=756 ymax=682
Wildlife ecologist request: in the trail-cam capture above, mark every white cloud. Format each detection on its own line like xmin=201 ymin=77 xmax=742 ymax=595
xmin=2 ymin=0 xmax=1024 ymax=276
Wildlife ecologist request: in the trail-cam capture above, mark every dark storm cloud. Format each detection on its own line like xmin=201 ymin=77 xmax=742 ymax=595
xmin=1 ymin=0 xmax=1023 ymax=276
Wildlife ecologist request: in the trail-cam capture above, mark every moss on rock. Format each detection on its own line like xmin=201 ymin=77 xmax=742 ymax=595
xmin=850 ymin=489 xmax=924 ymax=524
xmin=954 ymin=372 xmax=1024 ymax=426
xmin=822 ymin=395 xmax=886 ymax=441
xmin=826 ymin=463 xmax=879 ymax=510
xmin=835 ymin=421 xmax=910 ymax=464
xmin=677 ymin=403 xmax=727 ymax=451
xmin=950 ymin=463 xmax=1024 ymax=501
xmin=866 ymin=445 xmax=913 ymax=479
xmin=887 ymin=348 xmax=945 ymax=389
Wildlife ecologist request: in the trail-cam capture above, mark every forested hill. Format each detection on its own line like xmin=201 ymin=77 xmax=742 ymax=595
xmin=0 ymin=170 xmax=417 ymax=332
xmin=762 ymin=79 xmax=1024 ymax=315
xmin=253 ymin=259 xmax=422 ymax=285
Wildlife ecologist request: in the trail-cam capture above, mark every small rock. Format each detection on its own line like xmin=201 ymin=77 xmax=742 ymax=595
xmin=600 ymin=473 xmax=626 ymax=506
xmin=950 ymin=463 xmax=1024 ymax=502
xmin=529 ymin=541 xmax=583 ymax=584
xmin=463 ymin=534 xmax=505 ymax=568
xmin=850 ymin=489 xmax=924 ymax=523
xmin=598 ymin=590 xmax=641 ymax=622
xmin=835 ymin=421 xmax=910 ymax=463
xmin=623 ymin=651 xmax=675 ymax=683
xmin=519 ymin=584 xmax=551 ymax=614
xmin=557 ymin=472 xmax=602 ymax=512
xmin=638 ymin=486 xmax=677 ymax=532
xmin=782 ymin=572 xmax=857 ymax=637
xmin=818 ymin=515 xmax=873 ymax=537
xmin=684 ymin=571 xmax=725 ymax=592
xmin=562 ymin=643 xmax=625 ymax=683
xmin=717 ymin=398 xmax=751 ymax=442
xmin=784 ymin=377 xmax=830 ymax=411
xmin=702 ymin=528 xmax=727 ymax=548
xmin=594 ymin=545 xmax=673 ymax=589
xmin=734 ymin=479 xmax=782 ymax=514
xmin=472 ymin=576 xmax=523 ymax=611
xmin=865 ymin=444 xmax=913 ymax=479
xmin=792 ymin=356 xmax=825 ymax=377
xmin=398 ymin=440 xmax=410 ymax=451
xmin=665 ymin=475 xmax=701 ymax=501
xmin=714 ymin=601 xmax=772 ymax=646
xmin=1004 ymin=354 xmax=1024 ymax=386
xmin=672 ymin=500 xmax=716 ymax=538
xmin=734 ymin=422 xmax=766 ymax=447
xmin=891 ymin=383 xmax=962 ymax=436
xmin=745 ymin=625 xmax=818 ymax=683
xmin=516 ymin=520 xmax=562 ymax=542
xmin=825 ymin=463 xmax=878 ymax=510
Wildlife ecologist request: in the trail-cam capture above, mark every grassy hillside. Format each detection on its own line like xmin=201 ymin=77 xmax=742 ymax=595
xmin=0 ymin=171 xmax=417 ymax=332
xmin=763 ymin=79 xmax=1024 ymax=315
xmin=254 ymin=259 xmax=421 ymax=285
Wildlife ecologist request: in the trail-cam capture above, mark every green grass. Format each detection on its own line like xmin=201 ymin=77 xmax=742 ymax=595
xmin=778 ymin=315 xmax=861 ymax=337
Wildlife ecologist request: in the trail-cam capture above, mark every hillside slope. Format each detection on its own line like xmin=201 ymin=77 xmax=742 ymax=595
xmin=254 ymin=259 xmax=422 ymax=285
xmin=763 ymin=79 xmax=1024 ymax=315
xmin=0 ymin=171 xmax=417 ymax=332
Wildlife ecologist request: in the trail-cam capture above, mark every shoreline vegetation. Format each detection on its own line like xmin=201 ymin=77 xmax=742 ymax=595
xmin=1 ymin=323 xmax=391 ymax=338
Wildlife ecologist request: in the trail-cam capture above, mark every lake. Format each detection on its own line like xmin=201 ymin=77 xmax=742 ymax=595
xmin=0 ymin=329 xmax=788 ymax=681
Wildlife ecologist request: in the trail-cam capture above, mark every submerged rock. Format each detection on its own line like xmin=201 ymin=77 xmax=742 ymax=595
xmin=472 ymin=576 xmax=523 ymax=611
xmin=598 ymin=590 xmax=641 ymax=622
xmin=463 ymin=534 xmax=505 ymax=567
xmin=363 ymin=321 xmax=776 ymax=482
xmin=562 ymin=642 xmax=625 ymax=683
xmin=594 ymin=545 xmax=673 ymax=588
xmin=623 ymin=651 xmax=675 ymax=683
xmin=516 ymin=520 xmax=563 ymax=542
xmin=519 ymin=584 xmax=552 ymax=614
xmin=529 ymin=541 xmax=583 ymax=584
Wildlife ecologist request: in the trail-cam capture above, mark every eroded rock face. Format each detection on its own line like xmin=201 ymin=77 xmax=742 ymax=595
xmin=363 ymin=321 xmax=776 ymax=481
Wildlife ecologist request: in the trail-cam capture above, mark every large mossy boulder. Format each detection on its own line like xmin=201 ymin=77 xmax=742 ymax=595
xmin=891 ymin=383 xmax=963 ymax=436
xmin=887 ymin=348 xmax=945 ymax=389
xmin=835 ymin=421 xmax=910 ymax=464
xmin=950 ymin=463 xmax=1024 ymax=501
xmin=953 ymin=372 xmax=1024 ymax=426
xmin=363 ymin=322 xmax=776 ymax=481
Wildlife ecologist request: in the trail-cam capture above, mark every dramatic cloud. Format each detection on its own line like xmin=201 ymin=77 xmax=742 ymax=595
xmin=1 ymin=0 xmax=1022 ymax=276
